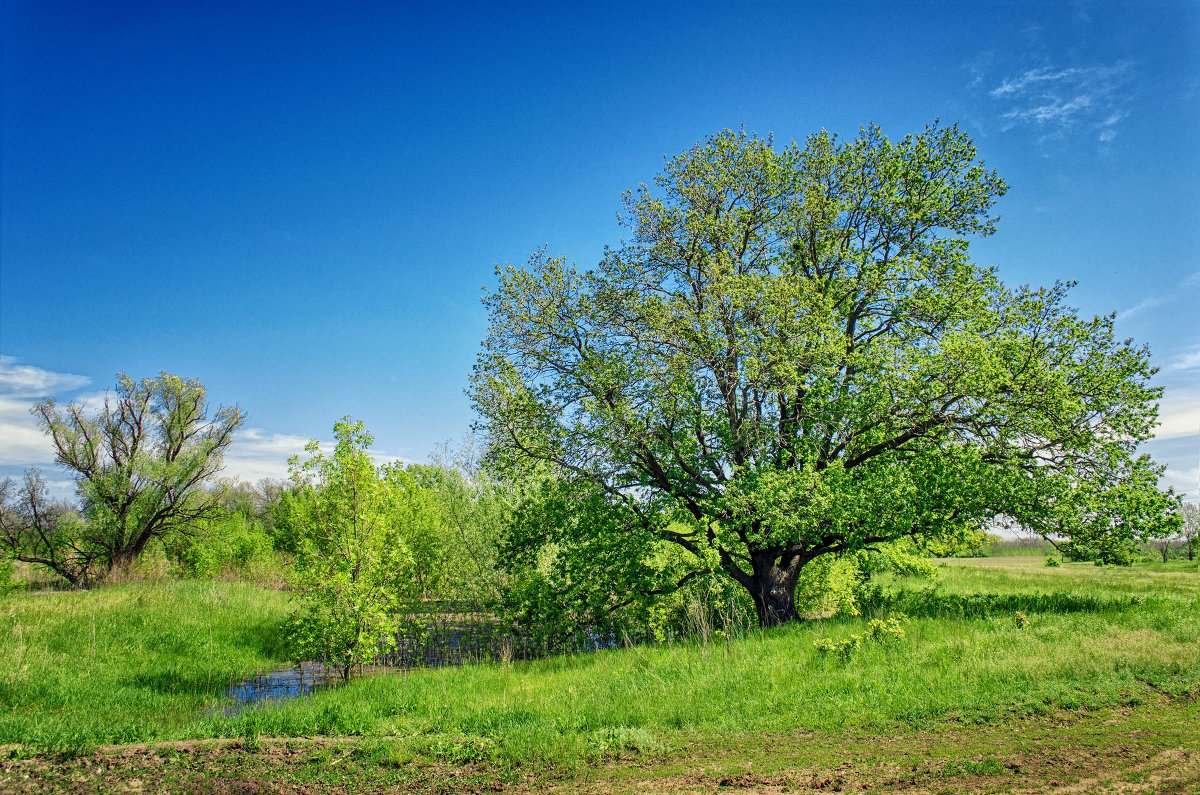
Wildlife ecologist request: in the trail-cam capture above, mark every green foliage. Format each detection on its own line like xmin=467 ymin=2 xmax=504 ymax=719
xmin=472 ymin=122 xmax=1175 ymax=626
xmin=412 ymin=444 xmax=509 ymax=605
xmin=1062 ymin=536 xmax=1143 ymax=566
xmin=171 ymin=513 xmax=277 ymax=580
xmin=0 ymin=556 xmax=21 ymax=595
xmin=1 ymin=373 xmax=243 ymax=586
xmin=793 ymin=554 xmax=863 ymax=617
xmin=284 ymin=418 xmax=416 ymax=681
xmin=498 ymin=476 xmax=691 ymax=648
xmin=814 ymin=614 xmax=907 ymax=657
xmin=811 ymin=634 xmax=861 ymax=657
xmin=865 ymin=615 xmax=908 ymax=643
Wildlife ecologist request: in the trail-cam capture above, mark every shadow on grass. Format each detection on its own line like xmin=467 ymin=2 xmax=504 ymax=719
xmin=871 ymin=588 xmax=1158 ymax=619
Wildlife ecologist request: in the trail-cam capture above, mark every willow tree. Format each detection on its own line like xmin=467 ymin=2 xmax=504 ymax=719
xmin=20 ymin=372 xmax=243 ymax=582
xmin=471 ymin=123 xmax=1174 ymax=626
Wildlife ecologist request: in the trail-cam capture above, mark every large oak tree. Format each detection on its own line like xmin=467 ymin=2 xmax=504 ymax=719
xmin=471 ymin=124 xmax=1175 ymax=626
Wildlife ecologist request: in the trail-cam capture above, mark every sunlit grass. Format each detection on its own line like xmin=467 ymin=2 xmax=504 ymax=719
xmin=0 ymin=581 xmax=291 ymax=750
xmin=2 ymin=557 xmax=1197 ymax=768
xmin=200 ymin=557 xmax=1199 ymax=767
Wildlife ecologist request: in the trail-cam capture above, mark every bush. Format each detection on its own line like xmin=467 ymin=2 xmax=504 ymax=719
xmin=0 ymin=556 xmax=23 ymax=595
xmin=814 ymin=613 xmax=909 ymax=658
xmin=172 ymin=514 xmax=277 ymax=580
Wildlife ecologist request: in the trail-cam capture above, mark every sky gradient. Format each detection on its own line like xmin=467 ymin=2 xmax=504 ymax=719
xmin=2 ymin=1 xmax=1198 ymax=501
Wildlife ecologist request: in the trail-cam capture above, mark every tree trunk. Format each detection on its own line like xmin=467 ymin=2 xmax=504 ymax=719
xmin=106 ymin=529 xmax=157 ymax=578
xmin=107 ymin=551 xmax=138 ymax=580
xmin=743 ymin=552 xmax=804 ymax=627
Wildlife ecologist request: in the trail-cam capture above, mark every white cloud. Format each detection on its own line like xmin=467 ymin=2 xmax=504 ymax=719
xmin=990 ymin=66 xmax=1115 ymax=98
xmin=217 ymin=428 xmax=410 ymax=485
xmin=0 ymin=396 xmax=58 ymax=465
xmin=1117 ymin=296 xmax=1165 ymax=321
xmin=1167 ymin=345 xmax=1200 ymax=373
xmin=218 ymin=428 xmax=316 ymax=484
xmin=1154 ymin=390 xmax=1200 ymax=440
xmin=0 ymin=356 xmax=90 ymax=397
xmin=0 ymin=359 xmax=97 ymax=466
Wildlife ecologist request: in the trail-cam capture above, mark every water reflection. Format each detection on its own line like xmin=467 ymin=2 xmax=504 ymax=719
xmin=217 ymin=661 xmax=340 ymax=714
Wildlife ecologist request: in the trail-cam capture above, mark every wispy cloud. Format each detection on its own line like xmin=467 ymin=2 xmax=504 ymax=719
xmin=1167 ymin=344 xmax=1200 ymax=373
xmin=987 ymin=61 xmax=1134 ymax=144
xmin=1117 ymin=296 xmax=1166 ymax=321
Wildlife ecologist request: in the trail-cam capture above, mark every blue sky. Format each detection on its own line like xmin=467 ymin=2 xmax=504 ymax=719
xmin=2 ymin=1 xmax=1198 ymax=501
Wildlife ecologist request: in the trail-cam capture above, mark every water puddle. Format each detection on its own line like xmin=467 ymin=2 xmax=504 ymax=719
xmin=216 ymin=661 xmax=341 ymax=715
xmin=218 ymin=620 xmax=636 ymax=714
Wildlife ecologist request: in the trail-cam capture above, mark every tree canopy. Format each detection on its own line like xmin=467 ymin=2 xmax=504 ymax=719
xmin=2 ymin=372 xmax=244 ymax=584
xmin=471 ymin=123 xmax=1176 ymax=626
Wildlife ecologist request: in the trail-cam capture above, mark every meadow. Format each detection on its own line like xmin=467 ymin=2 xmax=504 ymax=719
xmin=1 ymin=557 xmax=1198 ymax=792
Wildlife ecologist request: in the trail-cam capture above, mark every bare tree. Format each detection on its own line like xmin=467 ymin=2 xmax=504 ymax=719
xmin=1149 ymin=534 xmax=1179 ymax=563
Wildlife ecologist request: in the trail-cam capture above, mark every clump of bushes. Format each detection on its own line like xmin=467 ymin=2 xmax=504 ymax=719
xmin=171 ymin=514 xmax=279 ymax=581
xmin=813 ymin=614 xmax=909 ymax=658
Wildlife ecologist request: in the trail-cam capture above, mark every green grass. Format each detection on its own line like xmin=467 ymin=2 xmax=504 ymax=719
xmin=2 ymin=557 xmax=1198 ymax=773
xmin=198 ymin=556 xmax=1200 ymax=768
xmin=0 ymin=580 xmax=292 ymax=751
xmin=974 ymin=537 xmax=1059 ymax=557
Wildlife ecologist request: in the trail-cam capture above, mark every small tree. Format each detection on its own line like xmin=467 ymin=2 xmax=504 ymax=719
xmin=1180 ymin=503 xmax=1199 ymax=562
xmin=284 ymin=418 xmax=414 ymax=681
xmin=4 ymin=372 xmax=242 ymax=584
xmin=0 ymin=470 xmax=94 ymax=586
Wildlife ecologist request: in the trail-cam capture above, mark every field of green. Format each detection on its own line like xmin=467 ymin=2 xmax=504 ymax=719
xmin=2 ymin=557 xmax=1198 ymax=792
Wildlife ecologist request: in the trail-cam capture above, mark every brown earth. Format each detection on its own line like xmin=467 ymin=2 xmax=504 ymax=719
xmin=3 ymin=700 xmax=1198 ymax=794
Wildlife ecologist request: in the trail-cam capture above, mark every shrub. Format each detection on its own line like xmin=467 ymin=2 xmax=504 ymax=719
xmin=814 ymin=613 xmax=909 ymax=658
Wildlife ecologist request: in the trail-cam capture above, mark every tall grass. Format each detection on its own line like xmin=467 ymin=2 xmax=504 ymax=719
xmin=3 ymin=557 xmax=1198 ymax=767
xmin=0 ymin=581 xmax=292 ymax=750
xmin=196 ymin=558 xmax=1199 ymax=767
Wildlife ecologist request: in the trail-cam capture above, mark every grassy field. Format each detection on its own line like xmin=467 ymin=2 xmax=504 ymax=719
xmin=0 ymin=580 xmax=293 ymax=750
xmin=1 ymin=557 xmax=1198 ymax=792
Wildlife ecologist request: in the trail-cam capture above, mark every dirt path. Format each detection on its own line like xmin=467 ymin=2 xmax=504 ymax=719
xmin=3 ymin=700 xmax=1198 ymax=794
